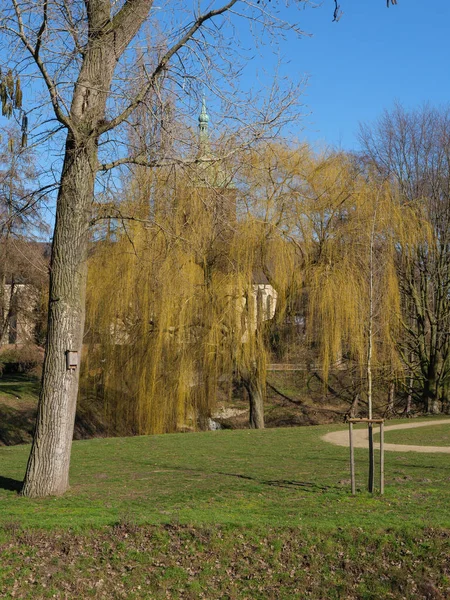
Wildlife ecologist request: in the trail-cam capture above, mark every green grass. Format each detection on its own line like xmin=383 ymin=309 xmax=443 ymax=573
xmin=379 ymin=422 xmax=450 ymax=447
xmin=0 ymin=419 xmax=449 ymax=530
xmin=0 ymin=374 xmax=40 ymax=403
xmin=0 ymin=421 xmax=449 ymax=598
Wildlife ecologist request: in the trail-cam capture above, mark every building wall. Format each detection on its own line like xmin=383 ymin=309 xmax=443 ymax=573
xmin=240 ymin=283 xmax=278 ymax=342
xmin=1 ymin=284 xmax=39 ymax=346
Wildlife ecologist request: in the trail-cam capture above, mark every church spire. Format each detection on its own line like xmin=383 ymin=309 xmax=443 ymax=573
xmin=198 ymin=95 xmax=210 ymax=157
xmin=193 ymin=95 xmax=235 ymax=191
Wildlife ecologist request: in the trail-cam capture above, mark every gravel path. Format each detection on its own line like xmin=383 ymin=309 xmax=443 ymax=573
xmin=322 ymin=419 xmax=450 ymax=454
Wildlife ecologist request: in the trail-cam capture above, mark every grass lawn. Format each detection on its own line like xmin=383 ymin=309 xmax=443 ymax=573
xmin=379 ymin=422 xmax=450 ymax=447
xmin=0 ymin=374 xmax=40 ymax=402
xmin=0 ymin=420 xmax=449 ymax=598
xmin=1 ymin=419 xmax=450 ymax=530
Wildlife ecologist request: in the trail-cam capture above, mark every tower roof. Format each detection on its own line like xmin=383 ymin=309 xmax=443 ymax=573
xmin=198 ymin=96 xmax=209 ymax=124
xmin=194 ymin=96 xmax=234 ymax=189
xmin=198 ymin=95 xmax=211 ymax=159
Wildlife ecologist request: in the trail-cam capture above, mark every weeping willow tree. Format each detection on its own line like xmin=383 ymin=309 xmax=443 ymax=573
xmin=83 ymin=147 xmax=295 ymax=432
xmin=242 ymin=143 xmax=429 ymax=415
xmin=83 ymin=139 xmax=427 ymax=433
xmin=237 ymin=143 xmax=308 ymax=352
xmin=297 ymin=152 xmax=429 ymax=415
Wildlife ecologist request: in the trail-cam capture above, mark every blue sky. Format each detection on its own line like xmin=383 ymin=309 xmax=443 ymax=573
xmin=2 ymin=0 xmax=448 ymax=209
xmin=3 ymin=1 xmax=448 ymax=154
xmin=246 ymin=0 xmax=450 ymax=150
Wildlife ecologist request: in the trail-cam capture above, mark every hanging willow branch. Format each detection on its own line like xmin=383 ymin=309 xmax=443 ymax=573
xmin=0 ymin=68 xmax=28 ymax=146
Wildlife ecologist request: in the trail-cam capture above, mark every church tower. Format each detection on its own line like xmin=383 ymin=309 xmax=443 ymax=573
xmin=198 ymin=96 xmax=211 ymax=159
xmin=192 ymin=96 xmax=236 ymax=222
xmin=189 ymin=96 xmax=237 ymax=273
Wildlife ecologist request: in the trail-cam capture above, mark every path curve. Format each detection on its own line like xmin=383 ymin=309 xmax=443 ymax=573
xmin=322 ymin=419 xmax=450 ymax=453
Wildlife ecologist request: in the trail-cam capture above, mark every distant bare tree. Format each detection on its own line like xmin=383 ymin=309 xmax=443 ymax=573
xmin=360 ymin=104 xmax=450 ymax=414
xmin=0 ymin=128 xmax=48 ymax=345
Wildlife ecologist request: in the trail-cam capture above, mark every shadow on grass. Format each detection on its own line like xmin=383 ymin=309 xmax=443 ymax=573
xmin=164 ymin=465 xmax=339 ymax=492
xmin=0 ymin=475 xmax=22 ymax=492
xmin=220 ymin=472 xmax=335 ymax=491
xmin=0 ymin=374 xmax=41 ymax=398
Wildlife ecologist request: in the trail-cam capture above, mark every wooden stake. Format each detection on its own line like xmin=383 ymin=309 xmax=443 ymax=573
xmin=349 ymin=422 xmax=355 ymax=495
xmin=368 ymin=423 xmax=374 ymax=493
xmin=380 ymin=421 xmax=384 ymax=495
xmin=347 ymin=418 xmax=385 ymax=495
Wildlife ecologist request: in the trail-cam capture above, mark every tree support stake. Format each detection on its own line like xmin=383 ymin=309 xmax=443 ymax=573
xmin=347 ymin=418 xmax=385 ymax=495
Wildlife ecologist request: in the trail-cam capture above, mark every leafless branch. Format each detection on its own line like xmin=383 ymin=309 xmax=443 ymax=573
xmin=9 ymin=0 xmax=72 ymax=130
xmin=99 ymin=0 xmax=239 ymax=135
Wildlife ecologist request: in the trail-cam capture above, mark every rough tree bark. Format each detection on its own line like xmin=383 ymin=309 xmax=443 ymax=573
xmin=21 ymin=136 xmax=96 ymax=496
xmin=21 ymin=0 xmax=158 ymax=497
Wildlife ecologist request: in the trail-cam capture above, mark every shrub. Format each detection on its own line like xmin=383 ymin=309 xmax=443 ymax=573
xmin=0 ymin=345 xmax=44 ymax=376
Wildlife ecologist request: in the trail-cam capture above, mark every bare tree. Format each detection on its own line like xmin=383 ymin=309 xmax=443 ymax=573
xmin=360 ymin=104 xmax=450 ymax=414
xmin=0 ymin=127 xmax=48 ymax=344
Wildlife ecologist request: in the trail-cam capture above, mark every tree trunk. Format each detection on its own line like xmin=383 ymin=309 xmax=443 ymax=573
xmin=240 ymin=361 xmax=265 ymax=429
xmin=246 ymin=376 xmax=265 ymax=429
xmin=424 ymin=364 xmax=441 ymax=414
xmin=366 ymin=203 xmax=376 ymax=420
xmin=387 ymin=381 xmax=395 ymax=415
xmin=427 ymin=398 xmax=441 ymax=414
xmin=368 ymin=422 xmax=375 ymax=493
xmin=20 ymin=0 xmax=144 ymax=496
xmin=405 ymin=374 xmax=413 ymax=415
xmin=0 ymin=277 xmax=14 ymax=345
xmin=442 ymin=380 xmax=450 ymax=414
xmin=0 ymin=227 xmax=13 ymax=345
xmin=0 ymin=250 xmax=7 ymax=345
xmin=349 ymin=393 xmax=359 ymax=418
xmin=21 ymin=135 xmax=96 ymax=497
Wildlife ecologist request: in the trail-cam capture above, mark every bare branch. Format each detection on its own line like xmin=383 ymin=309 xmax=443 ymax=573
xmin=99 ymin=0 xmax=239 ymax=135
xmin=10 ymin=0 xmax=72 ymax=130
xmin=34 ymin=0 xmax=48 ymax=59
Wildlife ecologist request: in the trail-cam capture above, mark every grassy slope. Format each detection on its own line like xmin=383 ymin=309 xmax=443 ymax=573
xmin=0 ymin=422 xmax=449 ymax=598
xmin=0 ymin=375 xmax=40 ymax=446
xmin=0 ymin=372 xmax=335 ymax=445
xmin=0 ymin=375 xmax=118 ymax=445
xmin=0 ymin=368 xmax=386 ymax=444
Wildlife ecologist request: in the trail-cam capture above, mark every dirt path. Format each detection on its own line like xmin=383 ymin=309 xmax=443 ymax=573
xmin=322 ymin=419 xmax=450 ymax=454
